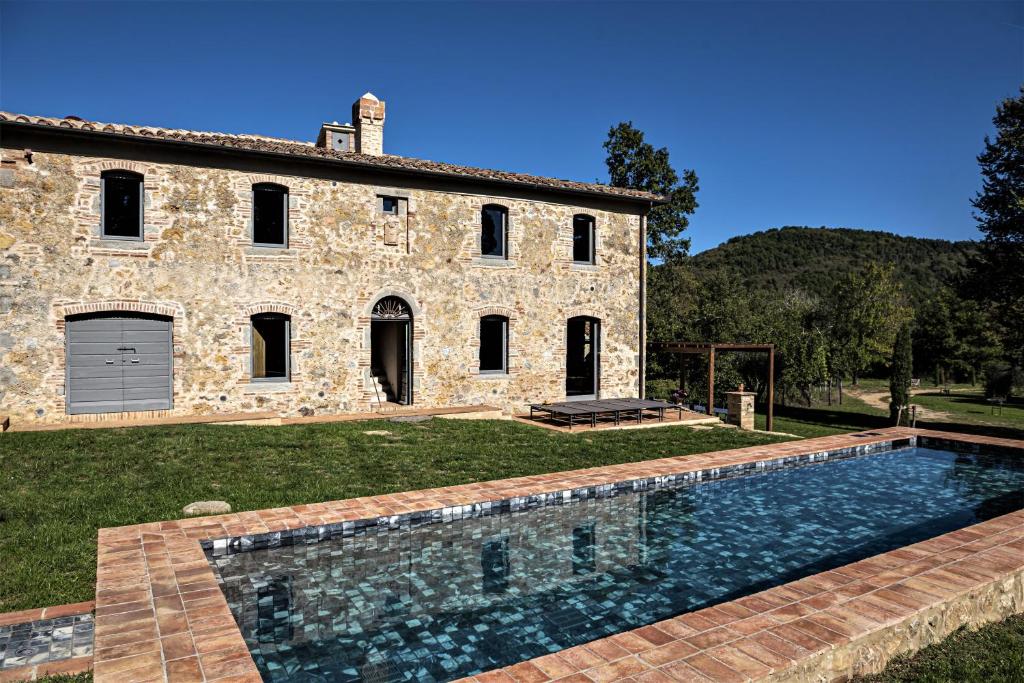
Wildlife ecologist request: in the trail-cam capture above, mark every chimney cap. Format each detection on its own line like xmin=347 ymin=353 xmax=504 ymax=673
xmin=360 ymin=92 xmax=379 ymax=101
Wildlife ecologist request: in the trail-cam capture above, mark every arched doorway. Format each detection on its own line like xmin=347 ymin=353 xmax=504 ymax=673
xmin=566 ymin=316 xmax=600 ymax=400
xmin=371 ymin=296 xmax=413 ymax=405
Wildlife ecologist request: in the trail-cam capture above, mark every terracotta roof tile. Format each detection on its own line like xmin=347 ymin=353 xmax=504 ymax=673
xmin=0 ymin=111 xmax=663 ymax=202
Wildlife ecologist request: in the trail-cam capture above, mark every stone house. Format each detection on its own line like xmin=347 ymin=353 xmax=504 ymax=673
xmin=0 ymin=93 xmax=660 ymax=425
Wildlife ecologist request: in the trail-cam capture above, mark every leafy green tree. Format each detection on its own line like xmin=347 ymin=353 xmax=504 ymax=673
xmin=913 ymin=287 xmax=1003 ymax=385
xmin=825 ymin=263 xmax=911 ymax=393
xmin=645 ymin=262 xmax=698 ymax=379
xmin=890 ymin=323 xmax=912 ymax=423
xmin=970 ymin=86 xmax=1024 ymax=363
xmin=604 ymin=122 xmax=699 ymax=261
xmin=773 ymin=293 xmax=829 ymax=406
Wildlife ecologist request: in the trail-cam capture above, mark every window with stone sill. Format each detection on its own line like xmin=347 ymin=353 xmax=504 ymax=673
xmin=101 ymin=170 xmax=144 ymax=240
xmin=573 ymin=214 xmax=596 ymax=265
xmin=252 ymin=183 xmax=289 ymax=248
xmin=479 ymin=315 xmax=509 ymax=374
xmin=251 ymin=313 xmax=290 ymax=382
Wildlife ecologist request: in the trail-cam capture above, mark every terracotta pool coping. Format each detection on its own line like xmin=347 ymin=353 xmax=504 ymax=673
xmin=89 ymin=427 xmax=1024 ymax=682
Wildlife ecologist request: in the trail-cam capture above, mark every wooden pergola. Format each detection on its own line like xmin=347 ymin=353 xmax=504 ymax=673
xmin=648 ymin=342 xmax=775 ymax=432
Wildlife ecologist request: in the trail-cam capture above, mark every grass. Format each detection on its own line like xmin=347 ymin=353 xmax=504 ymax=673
xmin=912 ymin=389 xmax=1024 ymax=432
xmin=857 ymin=613 xmax=1024 ymax=682
xmin=748 ymin=380 xmax=1024 ymax=441
xmin=756 ymin=391 xmax=887 ymax=437
xmin=0 ymin=418 xmax=793 ymax=612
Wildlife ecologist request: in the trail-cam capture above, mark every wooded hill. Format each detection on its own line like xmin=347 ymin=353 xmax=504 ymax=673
xmin=689 ymin=227 xmax=977 ymax=303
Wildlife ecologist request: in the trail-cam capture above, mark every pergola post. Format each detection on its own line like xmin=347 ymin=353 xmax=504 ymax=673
xmin=649 ymin=342 xmax=776 ymax=429
xmin=767 ymin=344 xmax=775 ymax=432
xmin=707 ymin=347 xmax=715 ymax=417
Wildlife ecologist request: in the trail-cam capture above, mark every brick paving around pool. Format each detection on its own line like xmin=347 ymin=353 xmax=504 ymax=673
xmin=86 ymin=427 xmax=1024 ymax=682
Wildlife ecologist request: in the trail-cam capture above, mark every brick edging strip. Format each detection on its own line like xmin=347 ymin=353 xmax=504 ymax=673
xmin=0 ymin=602 xmax=94 ymax=683
xmin=0 ymin=656 xmax=94 ymax=683
xmin=90 ymin=428 xmax=1024 ymax=682
xmin=0 ymin=601 xmax=94 ymax=628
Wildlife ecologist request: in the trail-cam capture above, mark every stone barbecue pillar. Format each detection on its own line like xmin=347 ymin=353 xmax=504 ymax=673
xmin=725 ymin=385 xmax=755 ymax=430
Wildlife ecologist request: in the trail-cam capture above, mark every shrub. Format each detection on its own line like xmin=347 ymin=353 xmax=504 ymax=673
xmin=889 ymin=324 xmax=912 ymax=423
xmin=982 ymin=361 xmax=1016 ymax=399
xmin=645 ymin=379 xmax=677 ymax=401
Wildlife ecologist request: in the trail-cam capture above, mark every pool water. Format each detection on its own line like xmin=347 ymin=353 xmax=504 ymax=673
xmin=209 ymin=446 xmax=1024 ymax=682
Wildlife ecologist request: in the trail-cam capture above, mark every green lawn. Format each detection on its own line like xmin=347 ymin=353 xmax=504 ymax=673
xmin=752 ymin=381 xmax=1024 ymax=441
xmin=0 ymin=419 xmax=792 ymax=612
xmin=857 ymin=613 xmax=1024 ymax=682
xmin=756 ymin=391 xmax=887 ymax=437
xmin=913 ymin=389 xmax=1024 ymax=434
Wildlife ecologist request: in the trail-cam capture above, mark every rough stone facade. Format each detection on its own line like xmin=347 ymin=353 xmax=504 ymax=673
xmin=0 ymin=111 xmax=647 ymax=425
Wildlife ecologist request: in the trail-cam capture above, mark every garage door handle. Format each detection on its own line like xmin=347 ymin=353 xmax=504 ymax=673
xmin=130 ymin=358 xmax=140 ymax=363
xmin=105 ymin=359 xmax=114 ymax=365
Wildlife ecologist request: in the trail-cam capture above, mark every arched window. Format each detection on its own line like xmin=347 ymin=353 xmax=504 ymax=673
xmin=481 ymin=204 xmax=508 ymax=258
xmin=101 ymin=170 xmax=144 ymax=240
xmin=572 ymin=214 xmax=595 ymax=264
xmin=479 ymin=315 xmax=509 ymax=374
xmin=251 ymin=313 xmax=290 ymax=381
xmin=252 ymin=183 xmax=289 ymax=247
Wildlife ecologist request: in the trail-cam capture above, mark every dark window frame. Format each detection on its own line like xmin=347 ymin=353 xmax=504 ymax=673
xmin=251 ymin=183 xmax=289 ymax=248
xmin=100 ymin=170 xmax=144 ymax=241
xmin=480 ymin=204 xmax=508 ymax=259
xmin=572 ymin=214 xmax=596 ymax=265
xmin=250 ymin=313 xmax=291 ymax=383
xmin=479 ymin=315 xmax=509 ymax=374
xmin=379 ymin=196 xmax=400 ymax=215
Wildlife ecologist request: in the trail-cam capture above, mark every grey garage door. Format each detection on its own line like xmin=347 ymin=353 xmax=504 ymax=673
xmin=66 ymin=314 xmax=173 ymax=414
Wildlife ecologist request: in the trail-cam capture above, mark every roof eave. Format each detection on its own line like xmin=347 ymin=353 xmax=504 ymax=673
xmin=0 ymin=120 xmax=668 ymax=206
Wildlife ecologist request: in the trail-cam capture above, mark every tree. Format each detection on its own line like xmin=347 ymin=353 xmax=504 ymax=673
xmin=911 ymin=291 xmax=956 ymax=384
xmin=645 ymin=262 xmax=698 ymax=379
xmin=824 ymin=263 xmax=911 ymax=397
xmin=604 ymin=122 xmax=699 ymax=262
xmin=889 ymin=323 xmax=912 ymax=424
xmin=970 ymin=86 xmax=1024 ymax=363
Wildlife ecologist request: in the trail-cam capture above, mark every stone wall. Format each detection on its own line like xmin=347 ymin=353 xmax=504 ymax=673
xmin=0 ymin=144 xmax=643 ymax=424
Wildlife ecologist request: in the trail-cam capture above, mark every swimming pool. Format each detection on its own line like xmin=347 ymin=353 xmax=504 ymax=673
xmin=207 ymin=443 xmax=1024 ymax=682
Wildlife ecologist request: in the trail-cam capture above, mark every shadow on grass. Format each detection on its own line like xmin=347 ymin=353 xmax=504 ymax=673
xmin=917 ymin=391 xmax=1023 ymax=409
xmin=771 ymin=404 xmax=1024 ymax=441
xmin=771 ymin=404 xmax=890 ymax=431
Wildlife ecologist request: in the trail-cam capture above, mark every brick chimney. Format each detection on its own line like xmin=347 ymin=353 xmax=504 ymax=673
xmin=352 ymin=92 xmax=385 ymax=156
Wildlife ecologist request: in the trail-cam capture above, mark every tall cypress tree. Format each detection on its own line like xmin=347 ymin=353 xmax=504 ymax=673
xmin=890 ymin=324 xmax=913 ymax=424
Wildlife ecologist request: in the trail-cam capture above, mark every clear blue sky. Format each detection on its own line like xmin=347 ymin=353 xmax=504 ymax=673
xmin=1 ymin=1 xmax=1021 ymax=252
